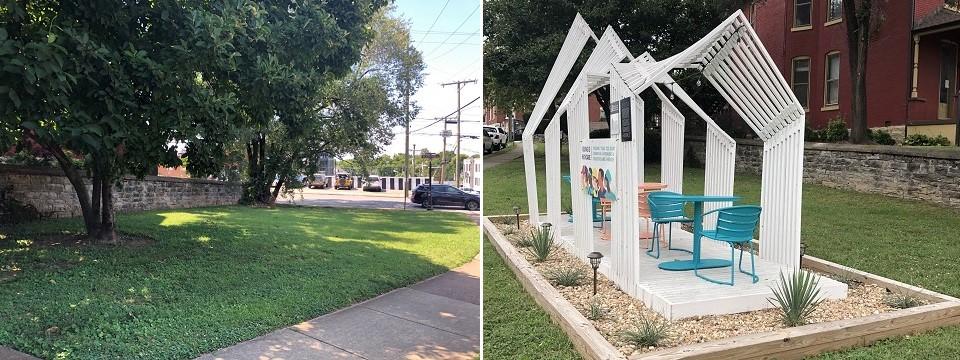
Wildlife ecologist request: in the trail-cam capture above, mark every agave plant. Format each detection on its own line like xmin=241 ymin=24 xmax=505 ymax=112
xmin=884 ymin=291 xmax=923 ymax=309
xmin=620 ymin=315 xmax=671 ymax=347
xmin=526 ymin=225 xmax=554 ymax=262
xmin=767 ymin=270 xmax=824 ymax=327
xmin=587 ymin=297 xmax=606 ymax=320
xmin=547 ymin=267 xmax=583 ymax=287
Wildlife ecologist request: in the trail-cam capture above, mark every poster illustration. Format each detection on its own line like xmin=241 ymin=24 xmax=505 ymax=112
xmin=579 ymin=139 xmax=617 ymax=201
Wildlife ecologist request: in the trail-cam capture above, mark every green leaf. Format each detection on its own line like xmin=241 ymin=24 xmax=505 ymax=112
xmin=80 ymin=133 xmax=101 ymax=150
xmin=8 ymin=90 xmax=21 ymax=108
xmin=47 ymin=33 xmax=57 ymax=43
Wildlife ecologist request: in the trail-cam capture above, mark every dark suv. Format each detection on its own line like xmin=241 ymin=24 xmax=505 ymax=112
xmin=411 ymin=184 xmax=480 ymax=211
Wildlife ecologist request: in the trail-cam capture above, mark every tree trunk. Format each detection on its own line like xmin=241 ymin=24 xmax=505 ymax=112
xmin=270 ymin=176 xmax=285 ymax=204
xmin=844 ymin=0 xmax=872 ymax=144
xmin=97 ymin=178 xmax=118 ymax=244
xmin=41 ymin=137 xmax=97 ymax=235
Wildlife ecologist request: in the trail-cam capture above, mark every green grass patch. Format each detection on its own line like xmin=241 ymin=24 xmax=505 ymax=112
xmin=484 ymin=145 xmax=960 ymax=358
xmin=482 ymin=237 xmax=581 ymax=360
xmin=0 ymin=206 xmax=479 ymax=359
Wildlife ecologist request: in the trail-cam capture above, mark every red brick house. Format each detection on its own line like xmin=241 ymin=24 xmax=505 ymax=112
xmin=485 ymin=95 xmax=606 ymax=136
xmin=746 ymin=0 xmax=960 ymax=143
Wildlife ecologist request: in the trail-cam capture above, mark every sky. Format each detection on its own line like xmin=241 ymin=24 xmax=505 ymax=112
xmin=385 ymin=0 xmax=483 ymax=157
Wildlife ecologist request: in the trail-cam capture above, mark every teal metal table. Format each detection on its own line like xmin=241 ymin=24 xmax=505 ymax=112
xmin=656 ymin=194 xmax=741 ymax=271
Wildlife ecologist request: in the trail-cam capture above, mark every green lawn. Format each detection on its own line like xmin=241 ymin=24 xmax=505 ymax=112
xmin=483 ymin=145 xmax=960 ymax=359
xmin=482 ymin=237 xmax=581 ymax=360
xmin=0 ymin=206 xmax=479 ymax=359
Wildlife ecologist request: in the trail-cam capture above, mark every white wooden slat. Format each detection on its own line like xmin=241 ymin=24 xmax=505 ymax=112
xmin=545 ymin=116 xmax=562 ymax=230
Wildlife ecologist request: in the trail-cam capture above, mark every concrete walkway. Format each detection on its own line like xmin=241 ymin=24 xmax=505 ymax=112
xmin=483 ymin=142 xmax=522 ymax=169
xmin=0 ymin=347 xmax=39 ymax=360
xmin=197 ymin=257 xmax=480 ymax=360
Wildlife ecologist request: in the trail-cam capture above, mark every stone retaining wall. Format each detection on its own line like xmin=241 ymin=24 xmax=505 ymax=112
xmin=0 ymin=165 xmax=241 ymax=219
xmin=685 ymin=137 xmax=960 ymax=208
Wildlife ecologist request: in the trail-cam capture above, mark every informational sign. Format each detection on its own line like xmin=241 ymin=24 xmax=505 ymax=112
xmin=579 ymin=139 xmax=618 ymax=201
xmin=620 ymin=97 xmax=632 ymax=142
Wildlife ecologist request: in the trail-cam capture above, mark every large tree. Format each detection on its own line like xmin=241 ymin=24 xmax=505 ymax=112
xmin=0 ymin=0 xmax=235 ymax=243
xmin=483 ymin=0 xmax=756 ymax=126
xmin=184 ymin=3 xmax=424 ymax=205
xmin=843 ymin=0 xmax=886 ymax=144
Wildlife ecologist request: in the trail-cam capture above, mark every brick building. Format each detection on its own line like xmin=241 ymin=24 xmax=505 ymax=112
xmin=484 ymin=95 xmax=607 ymax=136
xmin=746 ymin=0 xmax=959 ymax=143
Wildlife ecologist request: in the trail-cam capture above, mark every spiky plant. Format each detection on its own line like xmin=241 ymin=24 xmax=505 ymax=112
xmin=514 ymin=236 xmax=533 ymax=248
xmin=525 ymin=226 xmax=554 ymax=262
xmin=547 ymin=267 xmax=583 ymax=287
xmin=884 ymin=292 xmax=923 ymax=309
xmin=620 ymin=315 xmax=670 ymax=347
xmin=587 ymin=297 xmax=606 ymax=320
xmin=767 ymin=270 xmax=824 ymax=327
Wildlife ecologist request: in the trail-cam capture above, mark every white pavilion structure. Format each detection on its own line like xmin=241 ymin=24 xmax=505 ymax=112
xmin=521 ymin=11 xmax=847 ymax=319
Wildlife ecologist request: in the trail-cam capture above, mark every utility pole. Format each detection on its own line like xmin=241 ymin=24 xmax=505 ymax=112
xmin=440 ymin=118 xmax=448 ymax=183
xmin=441 ymin=79 xmax=476 ymax=188
xmin=402 ymin=81 xmax=410 ymax=210
xmin=412 ymin=144 xmax=416 ymax=177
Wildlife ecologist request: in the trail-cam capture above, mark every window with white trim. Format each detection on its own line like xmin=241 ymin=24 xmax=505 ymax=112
xmin=824 ymin=52 xmax=841 ymax=106
xmin=791 ymin=57 xmax=811 ymax=109
xmin=794 ymin=0 xmax=812 ymax=28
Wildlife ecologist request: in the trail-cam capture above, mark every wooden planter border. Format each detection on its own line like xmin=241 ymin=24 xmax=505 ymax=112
xmin=484 ymin=215 xmax=960 ymax=360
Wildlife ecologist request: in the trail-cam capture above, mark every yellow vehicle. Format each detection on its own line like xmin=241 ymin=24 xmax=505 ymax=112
xmin=334 ymin=173 xmax=354 ymax=190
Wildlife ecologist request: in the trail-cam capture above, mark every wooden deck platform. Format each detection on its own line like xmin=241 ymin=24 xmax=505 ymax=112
xmin=552 ymin=217 xmax=848 ymax=320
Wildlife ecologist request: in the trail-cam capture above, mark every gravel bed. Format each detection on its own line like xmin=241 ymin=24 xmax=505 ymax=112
xmin=493 ymin=219 xmax=905 ymax=357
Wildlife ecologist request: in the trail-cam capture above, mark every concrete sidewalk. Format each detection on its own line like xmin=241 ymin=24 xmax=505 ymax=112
xmin=483 ymin=142 xmax=522 ymax=169
xmin=197 ymin=257 xmax=480 ymax=360
xmin=0 ymin=347 xmax=39 ymax=360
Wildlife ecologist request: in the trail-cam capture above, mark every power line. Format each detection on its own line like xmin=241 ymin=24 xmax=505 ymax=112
xmin=424 ymin=3 xmax=481 ymax=57
xmin=410 ymin=95 xmax=481 ymax=133
xmin=418 ymin=0 xmax=450 ymax=44
xmin=428 ymin=30 xmax=481 ymax=60
xmin=411 ymin=30 xmax=477 ymax=35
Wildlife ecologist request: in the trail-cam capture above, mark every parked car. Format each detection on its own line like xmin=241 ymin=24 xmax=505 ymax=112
xmin=460 ymin=187 xmax=480 ymax=196
xmin=483 ymin=130 xmax=493 ymax=154
xmin=492 ymin=126 xmax=509 ymax=143
xmin=362 ymin=175 xmax=383 ymax=192
xmin=484 ymin=126 xmax=506 ymax=151
xmin=410 ymin=184 xmax=480 ymax=211
xmin=308 ymin=174 xmax=329 ymax=189
xmin=334 ymin=173 xmax=354 ymax=190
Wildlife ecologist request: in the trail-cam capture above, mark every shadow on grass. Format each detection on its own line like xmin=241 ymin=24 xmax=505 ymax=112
xmin=0 ymin=205 xmax=478 ymax=359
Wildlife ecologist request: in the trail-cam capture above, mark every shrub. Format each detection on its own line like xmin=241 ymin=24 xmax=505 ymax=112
xmin=767 ymin=270 xmax=824 ymax=327
xmin=903 ymin=134 xmax=951 ymax=146
xmin=0 ymin=186 xmax=41 ymax=224
xmin=525 ymin=225 xmax=554 ymax=262
xmin=869 ymin=129 xmax=896 ymax=145
xmin=589 ymin=128 xmax=610 ymax=139
xmin=547 ymin=267 xmax=584 ymax=287
xmin=819 ymin=118 xmax=849 ymax=142
xmin=620 ymin=315 xmax=671 ymax=347
xmin=884 ymin=292 xmax=923 ymax=309
xmin=805 ymin=121 xmax=822 ymax=142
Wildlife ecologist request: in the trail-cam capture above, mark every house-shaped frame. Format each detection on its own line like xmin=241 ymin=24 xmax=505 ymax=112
xmin=521 ymin=11 xmax=843 ymax=318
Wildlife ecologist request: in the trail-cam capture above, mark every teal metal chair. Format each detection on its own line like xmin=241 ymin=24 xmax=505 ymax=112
xmin=695 ymin=205 xmax=762 ymax=286
xmin=645 ymin=191 xmax=694 ymax=258
xmin=592 ymin=196 xmax=604 ymax=228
